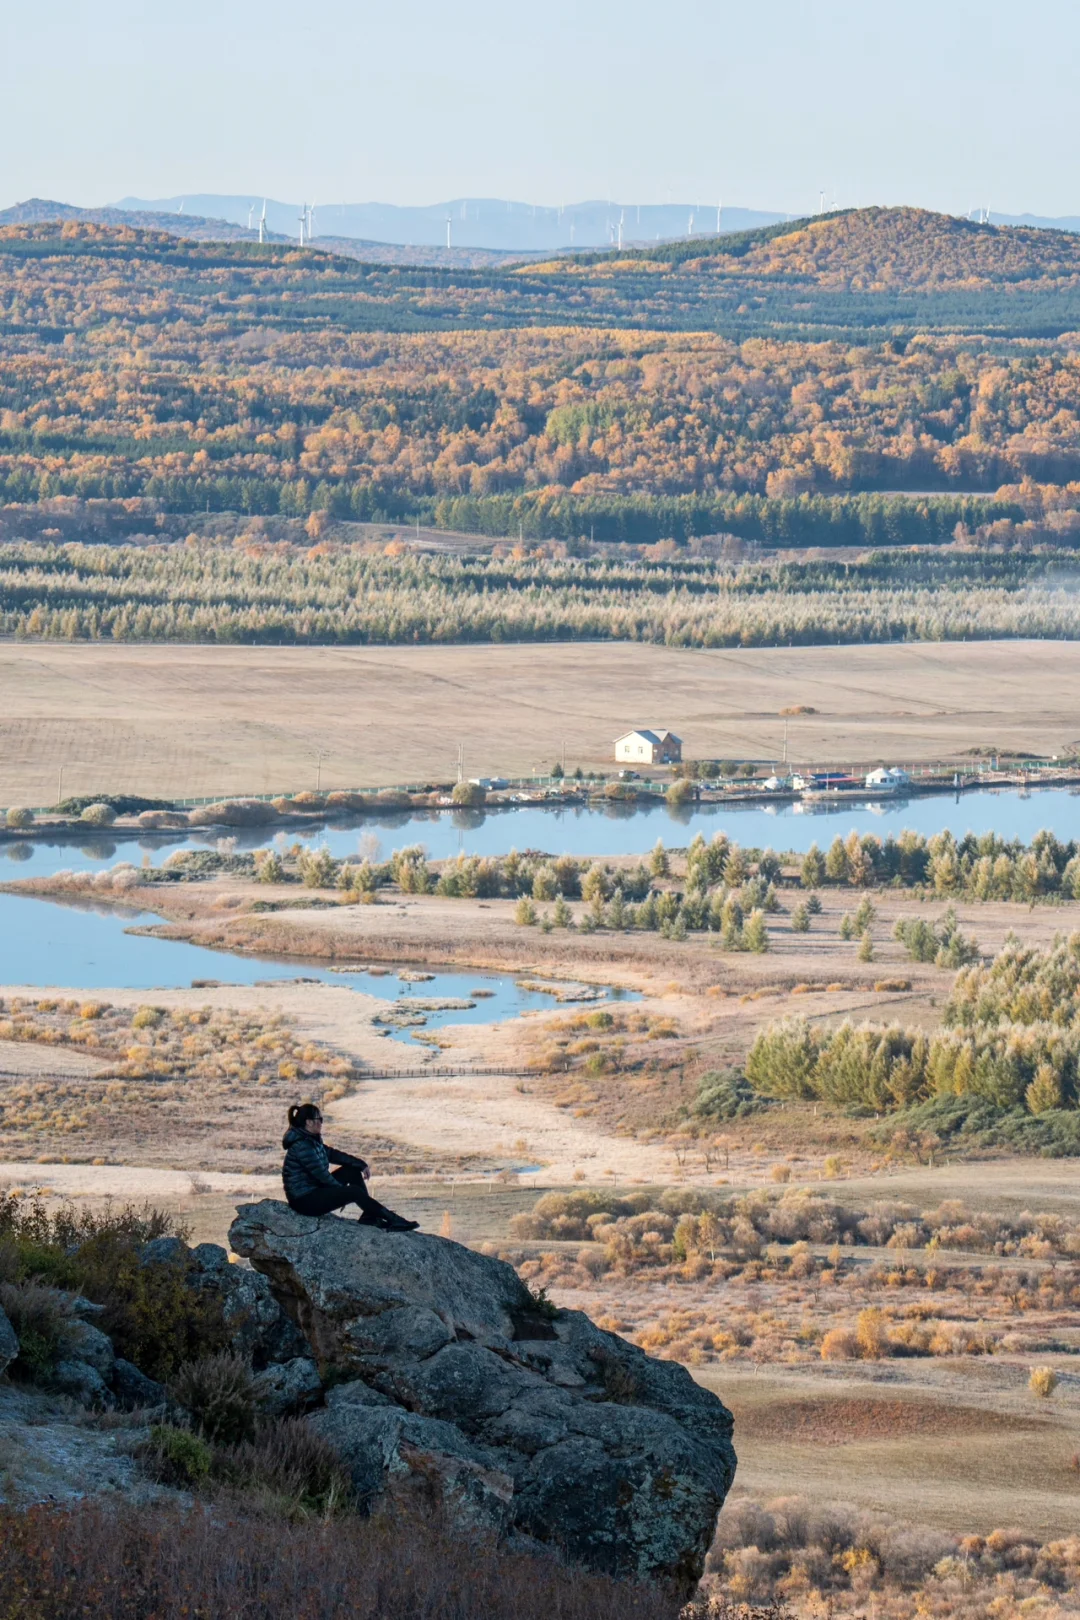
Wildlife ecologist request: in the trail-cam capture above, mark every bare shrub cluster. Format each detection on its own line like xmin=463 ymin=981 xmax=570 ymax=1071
xmin=694 ymin=1495 xmax=1080 ymax=1618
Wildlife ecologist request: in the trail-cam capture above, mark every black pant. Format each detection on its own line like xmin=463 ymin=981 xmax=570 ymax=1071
xmin=289 ymin=1166 xmax=389 ymax=1223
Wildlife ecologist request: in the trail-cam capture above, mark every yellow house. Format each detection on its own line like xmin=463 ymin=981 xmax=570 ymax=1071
xmin=614 ymin=729 xmax=683 ymax=766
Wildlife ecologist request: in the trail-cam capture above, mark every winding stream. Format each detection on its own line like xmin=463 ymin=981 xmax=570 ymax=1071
xmin=0 ymin=891 xmax=632 ymax=1046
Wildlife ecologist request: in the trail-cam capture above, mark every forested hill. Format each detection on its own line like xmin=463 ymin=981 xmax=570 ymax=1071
xmin=571 ymin=206 xmax=1080 ymax=293
xmin=4 ymin=215 xmax=1080 ymax=540
xmin=6 ymin=212 xmax=1080 ymax=342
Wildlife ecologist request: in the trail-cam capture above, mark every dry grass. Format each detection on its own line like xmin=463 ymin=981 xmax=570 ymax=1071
xmin=3 ymin=638 xmax=1080 ymax=802
xmin=0 ymin=1498 xmax=678 ymax=1620
xmin=0 ymin=994 xmax=357 ymax=1161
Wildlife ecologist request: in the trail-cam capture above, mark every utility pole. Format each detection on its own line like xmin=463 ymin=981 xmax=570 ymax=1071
xmin=57 ymin=764 xmax=64 ymax=805
xmin=315 ymin=749 xmax=327 ymax=792
xmin=457 ymin=742 xmax=464 ymax=784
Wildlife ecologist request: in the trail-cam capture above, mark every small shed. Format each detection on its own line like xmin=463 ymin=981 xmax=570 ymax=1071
xmin=614 ymin=729 xmax=683 ymax=766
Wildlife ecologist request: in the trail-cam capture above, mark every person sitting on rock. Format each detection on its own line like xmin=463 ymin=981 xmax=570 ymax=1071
xmin=282 ymin=1103 xmax=418 ymax=1230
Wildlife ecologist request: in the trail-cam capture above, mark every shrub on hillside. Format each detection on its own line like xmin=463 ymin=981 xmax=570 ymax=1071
xmin=693 ymin=1070 xmax=767 ymax=1120
xmin=0 ymin=1195 xmax=228 ymax=1380
xmin=5 ymin=806 xmax=32 ymax=828
xmin=0 ymin=1279 xmax=75 ymax=1381
xmin=168 ymin=1352 xmax=258 ymax=1444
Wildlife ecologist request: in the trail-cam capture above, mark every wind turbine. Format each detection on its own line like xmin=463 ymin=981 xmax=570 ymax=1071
xmin=446 ymin=215 xmax=452 ymax=249
xmin=716 ymin=197 xmax=723 ymax=233
xmin=307 ymin=200 xmax=316 ymax=239
xmin=297 ymin=204 xmax=306 ymax=246
xmin=247 ymin=202 xmax=256 ymax=231
xmin=258 ymin=201 xmax=266 ymax=244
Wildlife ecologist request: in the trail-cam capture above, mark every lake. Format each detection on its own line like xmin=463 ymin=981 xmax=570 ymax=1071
xmin=4 ymin=786 xmax=1080 ymax=883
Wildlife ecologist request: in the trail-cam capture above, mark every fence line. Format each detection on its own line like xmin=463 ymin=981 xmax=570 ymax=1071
xmin=0 ymin=1065 xmax=535 ymax=1085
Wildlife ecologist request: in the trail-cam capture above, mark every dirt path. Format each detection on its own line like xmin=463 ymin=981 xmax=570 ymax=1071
xmin=333 ymin=1069 xmax=684 ymax=1185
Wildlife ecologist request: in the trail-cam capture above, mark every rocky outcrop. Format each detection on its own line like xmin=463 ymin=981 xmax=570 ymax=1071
xmin=0 ymin=1305 xmax=18 ymax=1377
xmin=230 ymin=1200 xmax=737 ymax=1586
xmin=139 ymin=1235 xmax=309 ymax=1369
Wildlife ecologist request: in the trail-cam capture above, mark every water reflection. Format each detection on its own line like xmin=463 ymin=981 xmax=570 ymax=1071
xmin=78 ymin=840 xmax=117 ymax=861
xmin=7 ymin=785 xmax=1080 ymax=882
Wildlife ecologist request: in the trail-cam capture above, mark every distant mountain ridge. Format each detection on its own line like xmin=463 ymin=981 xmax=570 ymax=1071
xmin=0 ymin=200 xmax=544 ymax=268
xmin=113 ymin=195 xmax=789 ymax=251
xmin=0 ymin=197 xmax=286 ymax=244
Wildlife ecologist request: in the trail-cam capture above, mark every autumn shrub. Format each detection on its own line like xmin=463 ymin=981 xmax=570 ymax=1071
xmin=168 ymin=1352 xmax=259 ymax=1444
xmin=1029 ymin=1365 xmax=1059 ymax=1398
xmin=297 ymin=846 xmax=336 ymax=888
xmin=0 ymin=1279 xmax=75 ymax=1380
xmin=224 ymin=1419 xmax=351 ymax=1515
xmin=694 ymin=1071 xmax=768 ymax=1120
xmin=5 ymin=806 xmax=32 ymax=828
xmin=790 ymin=902 xmax=810 ymax=932
xmin=704 ymin=1495 xmax=955 ymax=1606
xmin=144 ymin=1423 xmax=215 ymax=1487
xmin=188 ymin=798 xmax=278 ymax=828
xmin=0 ymin=1194 xmax=228 ymax=1380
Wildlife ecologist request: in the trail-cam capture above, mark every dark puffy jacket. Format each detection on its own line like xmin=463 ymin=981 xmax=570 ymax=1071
xmin=281 ymin=1127 xmax=367 ymax=1203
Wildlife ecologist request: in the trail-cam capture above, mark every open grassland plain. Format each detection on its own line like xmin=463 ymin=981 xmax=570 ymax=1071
xmin=4 ymin=637 xmax=1080 ymax=802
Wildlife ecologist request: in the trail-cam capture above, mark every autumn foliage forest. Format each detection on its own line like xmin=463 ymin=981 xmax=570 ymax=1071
xmin=3 ymin=208 xmax=1080 ymax=553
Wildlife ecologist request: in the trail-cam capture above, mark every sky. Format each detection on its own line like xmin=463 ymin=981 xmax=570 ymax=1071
xmin=2 ymin=0 xmax=1077 ymax=217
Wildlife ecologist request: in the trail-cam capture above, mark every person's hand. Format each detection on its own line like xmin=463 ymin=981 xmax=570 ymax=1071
xmin=362 ymin=1166 xmax=371 ymax=1180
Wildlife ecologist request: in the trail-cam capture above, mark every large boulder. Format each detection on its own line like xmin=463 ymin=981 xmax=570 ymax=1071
xmin=230 ymin=1200 xmax=736 ymax=1586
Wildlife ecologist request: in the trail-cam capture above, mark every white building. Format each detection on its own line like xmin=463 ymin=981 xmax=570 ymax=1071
xmin=614 ymin=729 xmax=683 ymax=766
xmin=865 ymin=766 xmax=911 ymax=790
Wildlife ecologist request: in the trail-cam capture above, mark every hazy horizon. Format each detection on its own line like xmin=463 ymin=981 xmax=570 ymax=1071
xmin=9 ymin=192 xmax=1080 ymax=253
